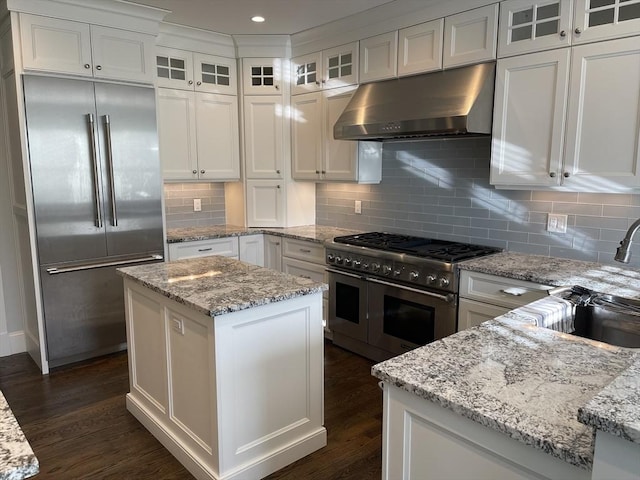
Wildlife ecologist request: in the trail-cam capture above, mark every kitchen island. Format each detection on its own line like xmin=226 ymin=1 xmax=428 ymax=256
xmin=117 ymin=256 xmax=327 ymax=480
xmin=0 ymin=391 xmax=38 ymax=480
xmin=373 ymin=251 xmax=640 ymax=479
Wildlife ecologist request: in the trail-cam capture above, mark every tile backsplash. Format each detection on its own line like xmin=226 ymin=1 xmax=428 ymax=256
xmin=316 ymin=137 xmax=640 ymax=268
xmin=164 ymin=182 xmax=226 ymax=229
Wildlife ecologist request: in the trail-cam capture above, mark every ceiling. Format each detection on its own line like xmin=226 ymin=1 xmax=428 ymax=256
xmin=130 ymin=0 xmax=398 ymax=35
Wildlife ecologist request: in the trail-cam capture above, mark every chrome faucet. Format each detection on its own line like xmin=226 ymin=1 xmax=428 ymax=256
xmin=615 ymin=218 xmax=640 ymax=263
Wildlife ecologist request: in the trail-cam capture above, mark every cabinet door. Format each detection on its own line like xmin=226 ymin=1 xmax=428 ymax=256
xmin=322 ymin=42 xmax=359 ymax=89
xmin=359 ymin=31 xmax=398 ymax=83
xmin=443 ymin=4 xmax=498 ymax=68
xmin=156 ymin=47 xmax=194 ymax=90
xmin=90 ymin=26 xmax=154 ymax=83
xmin=564 ymin=37 xmax=640 ymax=189
xmin=243 ymin=96 xmax=284 ymax=178
xmin=457 ymin=299 xmax=509 ymax=332
xmin=246 ymin=180 xmax=284 ymax=227
xmin=193 ymin=53 xmax=237 ymax=95
xmin=19 ymin=14 xmax=93 ymax=77
xmin=157 ymin=89 xmax=198 ymax=180
xmin=323 ymin=86 xmax=358 ymax=181
xmin=195 ymin=92 xmax=240 ymax=180
xmin=238 ymin=234 xmax=265 ymax=266
xmin=242 ymin=58 xmax=283 ymax=95
xmin=491 ymin=49 xmax=570 ymax=187
xmin=398 ymin=19 xmax=444 ymax=76
xmin=573 ymin=0 xmax=640 ymax=45
xmin=264 ymin=235 xmax=282 ymax=271
xmin=291 ymin=51 xmax=322 ymax=95
xmin=498 ymin=0 xmax=572 ymax=57
xmin=292 ymin=92 xmax=323 ymax=180
xmin=167 ymin=237 xmax=239 ymax=260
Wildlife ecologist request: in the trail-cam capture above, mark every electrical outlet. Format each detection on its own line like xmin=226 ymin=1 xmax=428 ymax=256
xmin=547 ymin=213 xmax=568 ymax=233
xmin=355 ymin=200 xmax=362 ymax=214
xmin=193 ymin=198 xmax=202 ymax=212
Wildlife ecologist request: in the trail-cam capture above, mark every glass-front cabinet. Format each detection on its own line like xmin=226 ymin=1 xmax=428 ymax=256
xmin=291 ymin=42 xmax=358 ymax=95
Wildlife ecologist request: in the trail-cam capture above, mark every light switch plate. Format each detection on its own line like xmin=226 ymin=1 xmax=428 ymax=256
xmin=355 ymin=200 xmax=362 ymax=214
xmin=193 ymin=198 xmax=202 ymax=212
xmin=547 ymin=213 xmax=568 ymax=233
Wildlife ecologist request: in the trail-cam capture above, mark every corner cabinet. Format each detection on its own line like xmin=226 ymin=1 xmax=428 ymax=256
xmin=19 ymin=13 xmax=154 ymax=83
xmin=292 ymin=87 xmax=382 ymax=183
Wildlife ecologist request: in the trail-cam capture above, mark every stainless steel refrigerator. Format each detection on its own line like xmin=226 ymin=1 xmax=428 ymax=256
xmin=23 ymin=75 xmax=164 ymax=368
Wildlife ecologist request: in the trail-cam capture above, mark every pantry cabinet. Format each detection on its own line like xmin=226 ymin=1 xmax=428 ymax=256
xmin=19 ymin=13 xmax=154 ymax=83
xmin=398 ymin=19 xmax=444 ymax=76
xmin=359 ymin=31 xmax=398 ymax=82
xmin=291 ymin=42 xmax=359 ymax=95
xmin=157 ymin=88 xmax=240 ymax=181
xmin=443 ymin=4 xmax=498 ymax=69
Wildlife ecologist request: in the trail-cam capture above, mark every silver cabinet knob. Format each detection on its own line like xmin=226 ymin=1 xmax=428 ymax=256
xmin=563 ymin=171 xmax=570 ymax=178
xmin=315 ymin=170 xmax=320 ymax=174
xmin=550 ymin=172 xmax=557 ymax=178
xmin=200 ymin=169 xmax=205 ymax=174
xmin=192 ymin=170 xmax=197 ymax=174
xmin=277 ymin=184 xmax=281 ymax=189
xmin=322 ymin=79 xmax=326 ymax=84
xmin=276 ymin=169 xmax=281 ymax=174
xmin=196 ymin=81 xmax=202 ymax=86
xmin=575 ymin=27 xmax=582 ymax=34
xmin=560 ymin=30 xmax=567 ymax=38
xmin=315 ymin=81 xmax=320 ymax=86
xmin=96 ymin=65 xmax=102 ymax=71
xmin=321 ymin=170 xmax=326 ymax=174
xmin=84 ymin=64 xmax=91 ymax=69
xmin=275 ymin=85 xmax=280 ymax=90
xmin=188 ymin=80 xmax=194 ymax=85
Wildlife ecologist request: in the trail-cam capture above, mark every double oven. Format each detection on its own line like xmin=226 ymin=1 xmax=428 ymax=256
xmin=326 ymin=232 xmax=501 ymax=362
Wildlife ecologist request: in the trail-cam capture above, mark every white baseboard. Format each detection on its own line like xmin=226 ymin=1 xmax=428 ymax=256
xmin=0 ymin=330 xmax=26 ymax=357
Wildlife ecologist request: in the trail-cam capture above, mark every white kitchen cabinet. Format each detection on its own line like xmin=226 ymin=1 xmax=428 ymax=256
xmin=245 ymin=180 xmax=284 ymax=227
xmin=498 ymin=0 xmax=572 ymax=57
xmin=292 ymin=87 xmax=382 ymax=183
xmin=457 ymin=298 xmax=510 ymax=331
xmin=492 ymin=36 xmax=640 ymax=190
xmin=167 ymin=237 xmax=239 ymax=261
xmin=398 ymin=19 xmax=444 ymax=76
xmin=443 ymin=4 xmax=498 ymax=69
xmin=572 ymin=0 xmax=640 ymax=45
xmin=156 ymin=47 xmax=237 ymax=95
xmin=157 ymin=88 xmax=240 ymax=181
xmin=264 ymin=235 xmax=283 ymax=272
xmin=359 ymin=31 xmax=398 ymax=83
xmin=490 ymin=48 xmax=570 ymax=187
xmin=241 ymin=58 xmax=284 ymax=95
xmin=19 ymin=13 xmax=154 ymax=83
xmin=239 ymin=234 xmax=265 ymax=267
xmin=243 ymin=95 xmax=285 ymax=179
xmin=291 ymin=42 xmax=359 ymax=95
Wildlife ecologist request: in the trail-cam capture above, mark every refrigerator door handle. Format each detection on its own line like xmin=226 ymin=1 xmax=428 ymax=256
xmin=87 ymin=113 xmax=103 ymax=228
xmin=103 ymin=114 xmax=118 ymax=227
xmin=46 ymin=254 xmax=163 ymax=275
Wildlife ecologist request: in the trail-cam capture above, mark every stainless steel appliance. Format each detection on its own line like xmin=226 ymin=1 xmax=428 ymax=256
xmin=326 ymin=232 xmax=501 ymax=361
xmin=23 ymin=75 xmax=164 ymax=368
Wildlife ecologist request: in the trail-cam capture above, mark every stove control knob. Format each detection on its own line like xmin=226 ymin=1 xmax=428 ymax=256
xmin=438 ymin=277 xmax=450 ymax=288
xmin=370 ymin=263 xmax=380 ymax=273
xmin=426 ymin=274 xmax=436 ymax=285
xmin=335 ymin=256 xmax=343 ymax=265
xmin=353 ymin=259 xmax=362 ymax=268
xmin=393 ymin=269 xmax=402 ymax=277
xmin=327 ymin=253 xmax=335 ymax=263
xmin=382 ymin=265 xmax=392 ymax=275
xmin=362 ymin=262 xmax=369 ymax=270
xmin=344 ymin=257 xmax=352 ymax=266
xmin=409 ymin=271 xmax=419 ymax=281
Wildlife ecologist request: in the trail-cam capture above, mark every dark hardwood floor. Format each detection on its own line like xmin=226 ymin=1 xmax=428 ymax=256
xmin=0 ymin=341 xmax=382 ymax=479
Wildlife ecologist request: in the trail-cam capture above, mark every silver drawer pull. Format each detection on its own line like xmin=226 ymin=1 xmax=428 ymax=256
xmin=198 ymin=247 xmax=213 ymax=252
xmin=378 ymin=381 xmax=384 ymax=391
xmin=500 ymin=287 xmax=528 ymax=296
xmin=299 ymin=248 xmax=311 ymax=253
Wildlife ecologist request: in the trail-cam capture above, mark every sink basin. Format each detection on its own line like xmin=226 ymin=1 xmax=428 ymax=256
xmin=550 ymin=287 xmax=640 ymax=348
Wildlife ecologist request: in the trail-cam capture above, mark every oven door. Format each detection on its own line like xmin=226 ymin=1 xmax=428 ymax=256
xmin=367 ymin=277 xmax=457 ymax=356
xmin=327 ymin=268 xmax=367 ymax=343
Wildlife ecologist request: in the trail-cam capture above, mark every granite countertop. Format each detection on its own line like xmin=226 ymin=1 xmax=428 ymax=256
xmin=372 ymin=316 xmax=639 ymax=470
xmin=459 ymin=251 xmax=640 ymax=298
xmin=117 ymin=255 xmax=327 ymax=317
xmin=166 ymin=224 xmax=362 ymax=245
xmin=0 ymin=391 xmax=38 ymax=480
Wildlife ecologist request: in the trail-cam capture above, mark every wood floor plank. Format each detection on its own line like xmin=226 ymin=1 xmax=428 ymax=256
xmin=0 ymin=341 xmax=382 ymax=479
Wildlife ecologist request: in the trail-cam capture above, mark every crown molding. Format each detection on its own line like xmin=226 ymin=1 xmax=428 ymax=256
xmin=157 ymin=21 xmax=235 ymax=57
xmin=233 ymin=34 xmax=291 ymax=58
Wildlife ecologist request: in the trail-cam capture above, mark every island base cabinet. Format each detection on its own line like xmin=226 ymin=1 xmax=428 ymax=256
xmin=382 ymin=384 xmax=589 ymax=480
xmin=591 ymin=431 xmax=640 ymax=480
xmin=123 ymin=279 xmax=326 ymax=480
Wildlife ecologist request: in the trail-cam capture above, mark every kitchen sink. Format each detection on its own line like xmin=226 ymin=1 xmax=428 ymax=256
xmin=550 ymin=286 xmax=640 ymax=348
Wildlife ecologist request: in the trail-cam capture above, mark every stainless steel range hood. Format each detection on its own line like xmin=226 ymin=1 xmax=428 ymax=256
xmin=334 ymin=62 xmax=495 ymax=141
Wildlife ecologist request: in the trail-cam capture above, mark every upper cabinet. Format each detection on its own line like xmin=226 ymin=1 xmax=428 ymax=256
xmin=291 ymin=42 xmax=358 ymax=95
xmin=498 ymin=0 xmax=640 ymax=57
xmin=242 ymin=58 xmax=284 ymax=95
xmin=359 ymin=31 xmax=398 ymax=83
xmin=443 ymin=4 xmax=499 ymax=68
xmin=156 ymin=47 xmax=237 ymax=95
xmin=19 ymin=13 xmax=154 ymax=83
xmin=398 ymin=19 xmax=444 ymax=76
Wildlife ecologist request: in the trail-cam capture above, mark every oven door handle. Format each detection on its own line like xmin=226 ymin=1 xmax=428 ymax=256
xmin=367 ymin=277 xmax=455 ymax=303
xmin=326 ymin=268 xmax=365 ymax=279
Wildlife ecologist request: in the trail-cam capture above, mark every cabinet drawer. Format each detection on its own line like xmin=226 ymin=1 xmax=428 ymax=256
xmin=282 ymin=238 xmax=325 ymax=264
xmin=168 ymin=237 xmax=239 ymax=260
xmin=459 ymin=271 xmax=550 ymax=309
xmin=457 ymin=298 xmax=510 ymax=332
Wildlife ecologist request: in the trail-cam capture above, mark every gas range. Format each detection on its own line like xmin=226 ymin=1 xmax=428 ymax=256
xmin=325 ymin=232 xmax=502 ymax=294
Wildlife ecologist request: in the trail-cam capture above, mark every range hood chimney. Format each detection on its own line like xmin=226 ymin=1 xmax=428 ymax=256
xmin=334 ymin=62 xmax=495 ymax=141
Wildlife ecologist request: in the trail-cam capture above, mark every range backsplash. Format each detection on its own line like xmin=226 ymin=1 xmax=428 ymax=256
xmin=316 ymin=137 xmax=640 ymax=268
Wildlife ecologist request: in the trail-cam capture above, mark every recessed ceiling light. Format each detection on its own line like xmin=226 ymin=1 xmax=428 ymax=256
xmin=251 ymin=16 xmax=265 ymax=23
